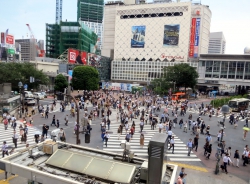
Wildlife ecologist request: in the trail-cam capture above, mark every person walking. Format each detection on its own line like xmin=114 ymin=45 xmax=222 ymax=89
xmin=51 ymin=115 xmax=56 ymax=126
xmin=12 ymin=131 xmax=19 ymax=148
xmin=183 ymin=121 xmax=187 ymax=133
xmin=42 ymin=124 xmax=49 ymax=138
xmin=167 ymin=129 xmax=173 ymax=143
xmin=206 ymin=144 xmax=212 ymax=159
xmin=104 ymin=132 xmax=110 ymax=147
xmin=243 ymin=148 xmax=249 ymax=166
xmin=56 ymin=119 xmax=60 ymax=128
xmin=223 ymin=153 xmax=232 ymax=174
xmin=64 ymin=115 xmax=69 ymax=126
xmin=243 ymin=130 xmax=248 ymax=140
xmin=140 ymin=133 xmax=144 ymax=148
xmin=158 ymin=122 xmax=163 ymax=133
xmin=233 ymin=150 xmax=240 ymax=167
xmin=168 ymin=136 xmax=175 ymax=154
xmin=186 ymin=138 xmax=193 ymax=156
xmin=140 ymin=120 xmax=144 ymax=132
xmin=1 ymin=141 xmax=9 ymax=158
xmin=193 ymin=135 xmax=199 ymax=152
xmin=58 ymin=128 xmax=66 ymax=142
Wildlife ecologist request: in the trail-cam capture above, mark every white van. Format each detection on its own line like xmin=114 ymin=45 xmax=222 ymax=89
xmin=33 ymin=92 xmax=44 ymax=100
xmin=24 ymin=91 xmax=34 ymax=98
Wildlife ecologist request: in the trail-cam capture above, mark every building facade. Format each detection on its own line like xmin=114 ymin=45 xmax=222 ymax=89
xmin=77 ymin=0 xmax=104 ymax=51
xmin=198 ymin=54 xmax=250 ymax=90
xmin=45 ymin=22 xmax=98 ymax=58
xmin=153 ymin=0 xmax=172 ymax=3
xmin=102 ymin=1 xmax=212 ymax=83
xmin=15 ymin=39 xmax=37 ymax=61
xmin=208 ymin=32 xmax=226 ymax=54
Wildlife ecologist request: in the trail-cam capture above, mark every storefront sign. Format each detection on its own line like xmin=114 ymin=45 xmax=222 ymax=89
xmin=160 ymin=53 xmax=184 ymax=60
xmin=194 ymin=18 xmax=201 ymax=58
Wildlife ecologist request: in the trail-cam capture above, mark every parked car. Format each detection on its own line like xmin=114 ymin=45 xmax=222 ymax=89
xmin=33 ymin=92 xmax=44 ymax=100
xmin=23 ymin=98 xmax=36 ymax=106
xmin=40 ymin=92 xmax=47 ymax=98
xmin=24 ymin=91 xmax=34 ymax=98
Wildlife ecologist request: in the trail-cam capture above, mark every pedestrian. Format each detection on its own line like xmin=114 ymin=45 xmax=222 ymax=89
xmin=42 ymin=124 xmax=49 ymax=138
xmin=225 ymin=147 xmax=232 ymax=165
xmin=12 ymin=120 xmax=17 ymax=131
xmin=243 ymin=148 xmax=249 ymax=166
xmin=64 ymin=115 xmax=69 ymax=126
xmin=245 ymin=118 xmax=249 ymax=127
xmin=87 ymin=123 xmax=92 ymax=134
xmin=177 ymin=173 xmax=184 ymax=184
xmin=183 ymin=121 xmax=187 ymax=133
xmin=158 ymin=122 xmax=163 ymax=133
xmin=167 ymin=129 xmax=173 ymax=143
xmin=186 ymin=138 xmax=193 ymax=156
xmin=125 ymin=133 xmax=131 ymax=142
xmin=104 ymin=132 xmax=110 ymax=147
xmin=140 ymin=133 xmax=144 ymax=148
xmin=130 ymin=126 xmax=135 ymax=139
xmin=40 ymin=135 xmax=45 ymax=142
xmin=140 ymin=120 xmax=144 ymax=132
xmin=179 ymin=167 xmax=187 ymax=184
xmin=221 ymin=141 xmax=226 ymax=156
xmin=233 ymin=150 xmax=239 ymax=167
xmin=34 ymin=134 xmax=40 ymax=144
xmin=51 ymin=115 xmax=56 ymax=126
xmin=12 ymin=131 xmax=19 ymax=148
xmin=205 ymin=134 xmax=212 ymax=143
xmin=243 ymin=130 xmax=248 ymax=140
xmin=206 ymin=144 xmax=212 ymax=159
xmin=3 ymin=118 xmax=8 ymax=130
xmin=107 ymin=118 xmax=111 ymax=130
xmin=1 ymin=141 xmax=9 ymax=158
xmin=168 ymin=136 xmax=175 ymax=154
xmin=193 ymin=134 xmax=199 ymax=152
xmin=58 ymin=128 xmax=66 ymax=142
xmin=223 ymin=153 xmax=232 ymax=174
xmin=56 ymin=119 xmax=60 ymax=128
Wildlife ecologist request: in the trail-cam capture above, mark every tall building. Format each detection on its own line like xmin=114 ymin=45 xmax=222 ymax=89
xmin=153 ymin=0 xmax=172 ymax=3
xmin=102 ymin=1 xmax=212 ymax=83
xmin=77 ymin=0 xmax=104 ymax=51
xmin=46 ymin=21 xmax=98 ymax=58
xmin=15 ymin=39 xmax=37 ymax=61
xmin=208 ymin=32 xmax=226 ymax=54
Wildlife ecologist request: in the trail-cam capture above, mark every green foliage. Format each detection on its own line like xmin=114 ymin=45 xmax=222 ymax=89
xmin=163 ymin=63 xmax=199 ymax=92
xmin=0 ymin=62 xmax=49 ymax=90
xmin=210 ymin=94 xmax=248 ymax=108
xmin=150 ymin=78 xmax=170 ymax=96
xmin=72 ymin=65 xmax=99 ymax=90
xmin=54 ymin=74 xmax=68 ymax=92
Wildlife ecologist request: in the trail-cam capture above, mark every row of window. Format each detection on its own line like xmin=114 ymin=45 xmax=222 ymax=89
xmin=120 ymin=12 xmax=183 ymax=19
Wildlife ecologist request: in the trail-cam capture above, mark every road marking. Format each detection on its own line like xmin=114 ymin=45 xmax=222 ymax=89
xmin=0 ymin=175 xmax=17 ymax=184
xmin=166 ymin=161 xmax=208 ymax=172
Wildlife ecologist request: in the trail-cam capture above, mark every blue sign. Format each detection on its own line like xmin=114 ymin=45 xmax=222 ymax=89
xmin=23 ymin=84 xmax=28 ymax=90
xmin=194 ymin=18 xmax=201 ymax=58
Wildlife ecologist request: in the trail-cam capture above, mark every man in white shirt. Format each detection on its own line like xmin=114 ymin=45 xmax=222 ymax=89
xmin=104 ymin=132 xmax=110 ymax=147
xmin=186 ymin=139 xmax=193 ymax=156
xmin=140 ymin=121 xmax=144 ymax=132
xmin=243 ymin=148 xmax=249 ymax=166
xmin=12 ymin=131 xmax=19 ymax=148
xmin=158 ymin=123 xmax=163 ymax=133
xmin=1 ymin=141 xmax=9 ymax=158
xmin=167 ymin=130 xmax=173 ymax=143
xmin=168 ymin=136 xmax=175 ymax=154
xmin=223 ymin=153 xmax=232 ymax=174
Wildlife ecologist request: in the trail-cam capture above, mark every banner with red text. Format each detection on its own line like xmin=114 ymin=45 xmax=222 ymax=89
xmin=189 ymin=18 xmax=196 ymax=57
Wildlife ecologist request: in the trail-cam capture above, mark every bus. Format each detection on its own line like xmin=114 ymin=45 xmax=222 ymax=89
xmin=228 ymin=98 xmax=250 ymax=112
xmin=172 ymin=92 xmax=186 ymax=101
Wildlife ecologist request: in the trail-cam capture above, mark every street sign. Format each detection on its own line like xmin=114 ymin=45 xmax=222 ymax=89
xmin=24 ymin=84 xmax=28 ymax=90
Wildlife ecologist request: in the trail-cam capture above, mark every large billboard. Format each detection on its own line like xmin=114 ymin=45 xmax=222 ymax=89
xmin=68 ymin=48 xmax=87 ymax=65
xmin=163 ymin=24 xmax=180 ymax=47
xmin=194 ymin=18 xmax=201 ymax=58
xmin=88 ymin=53 xmax=101 ymax=67
xmin=131 ymin=26 xmax=146 ymax=48
xmin=189 ymin=18 xmax=196 ymax=57
xmin=102 ymin=82 xmax=135 ymax=92
xmin=5 ymin=35 xmax=14 ymax=45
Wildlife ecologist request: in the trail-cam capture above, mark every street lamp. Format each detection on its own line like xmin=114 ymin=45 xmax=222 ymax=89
xmin=18 ymin=81 xmax=23 ymax=118
xmin=215 ymin=104 xmax=229 ymax=174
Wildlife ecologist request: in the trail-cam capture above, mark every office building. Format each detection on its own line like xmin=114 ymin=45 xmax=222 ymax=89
xmin=45 ymin=21 xmax=98 ymax=59
xmin=77 ymin=0 xmax=104 ymax=51
xmin=15 ymin=39 xmax=37 ymax=61
xmin=208 ymin=32 xmax=226 ymax=54
xmin=102 ymin=1 xmax=211 ymax=83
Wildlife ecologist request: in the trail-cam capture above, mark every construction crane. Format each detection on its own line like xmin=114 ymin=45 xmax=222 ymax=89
xmin=26 ymin=24 xmax=45 ymax=57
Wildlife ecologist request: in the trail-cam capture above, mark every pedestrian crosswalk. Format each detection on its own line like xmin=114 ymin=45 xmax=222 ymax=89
xmin=102 ymin=119 xmax=201 ymax=162
xmin=0 ymin=121 xmax=40 ymax=152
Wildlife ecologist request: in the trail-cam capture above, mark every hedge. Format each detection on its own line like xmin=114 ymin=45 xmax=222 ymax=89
xmin=210 ymin=94 xmax=248 ymax=108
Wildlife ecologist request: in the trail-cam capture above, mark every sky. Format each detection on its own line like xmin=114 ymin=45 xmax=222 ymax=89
xmin=0 ymin=0 xmax=249 ymax=54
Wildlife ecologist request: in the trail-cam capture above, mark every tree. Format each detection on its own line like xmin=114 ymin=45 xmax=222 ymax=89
xmin=54 ymin=74 xmax=68 ymax=92
xmin=163 ymin=63 xmax=199 ymax=93
xmin=150 ymin=78 xmax=170 ymax=95
xmin=0 ymin=62 xmax=49 ymax=90
xmin=72 ymin=66 xmax=99 ymax=90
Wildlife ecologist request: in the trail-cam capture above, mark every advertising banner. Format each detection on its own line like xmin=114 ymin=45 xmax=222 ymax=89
xmin=7 ymin=49 xmax=15 ymax=54
xmin=68 ymin=48 xmax=87 ymax=65
xmin=1 ymin=33 xmax=4 ymax=44
xmin=189 ymin=18 xmax=196 ymax=57
xmin=120 ymin=83 xmax=132 ymax=91
xmin=194 ymin=18 xmax=201 ymax=58
xmin=88 ymin=53 xmax=101 ymax=67
xmin=131 ymin=26 xmax=146 ymax=48
xmin=163 ymin=24 xmax=180 ymax=47
xmin=5 ymin=35 xmax=14 ymax=45
xmin=102 ymin=82 xmax=135 ymax=92
xmin=68 ymin=70 xmax=73 ymax=81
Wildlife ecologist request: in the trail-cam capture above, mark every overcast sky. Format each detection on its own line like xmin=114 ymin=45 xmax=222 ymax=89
xmin=0 ymin=0 xmax=249 ymax=54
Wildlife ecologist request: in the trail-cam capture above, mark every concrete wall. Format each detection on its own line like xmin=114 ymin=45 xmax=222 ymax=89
xmin=30 ymin=61 xmax=59 ymax=73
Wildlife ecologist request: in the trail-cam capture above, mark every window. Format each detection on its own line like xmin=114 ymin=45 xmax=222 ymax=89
xmin=236 ymin=62 xmax=244 ymax=79
xmin=228 ymin=62 xmax=236 ymax=79
xmin=220 ymin=61 xmax=228 ymax=78
xmin=212 ymin=61 xmax=220 ymax=78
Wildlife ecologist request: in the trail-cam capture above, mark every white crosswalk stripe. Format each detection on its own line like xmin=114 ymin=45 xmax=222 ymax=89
xmin=0 ymin=121 xmax=40 ymax=152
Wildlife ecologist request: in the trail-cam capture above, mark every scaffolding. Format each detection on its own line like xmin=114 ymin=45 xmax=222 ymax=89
xmin=77 ymin=0 xmax=104 ymax=23
xmin=46 ymin=21 xmax=98 ymax=58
